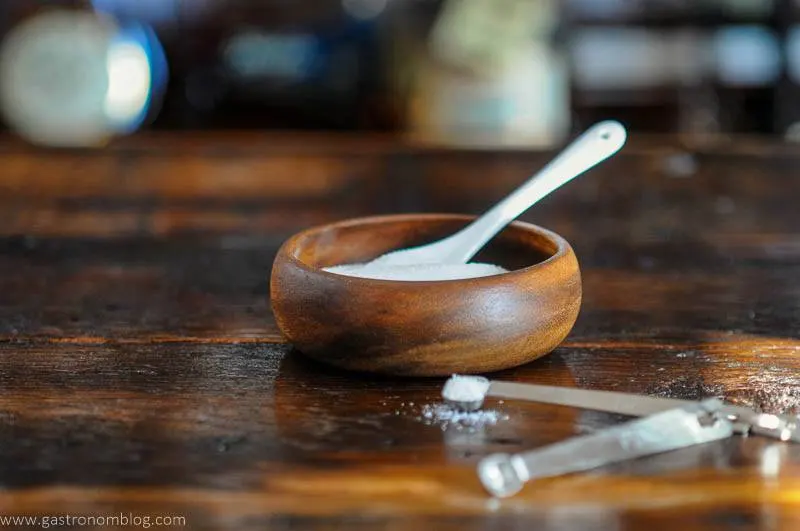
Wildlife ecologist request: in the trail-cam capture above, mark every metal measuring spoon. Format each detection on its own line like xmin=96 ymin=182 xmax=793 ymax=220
xmin=441 ymin=375 xmax=490 ymax=412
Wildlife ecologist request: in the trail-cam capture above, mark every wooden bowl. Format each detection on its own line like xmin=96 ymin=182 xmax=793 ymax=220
xmin=270 ymin=214 xmax=581 ymax=376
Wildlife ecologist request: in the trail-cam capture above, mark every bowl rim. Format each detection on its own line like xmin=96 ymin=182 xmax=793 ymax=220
xmin=280 ymin=213 xmax=575 ymax=287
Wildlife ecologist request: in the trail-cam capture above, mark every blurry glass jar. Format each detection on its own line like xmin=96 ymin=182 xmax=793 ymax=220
xmin=0 ymin=9 xmax=167 ymax=147
xmin=405 ymin=0 xmax=569 ymax=147
xmin=408 ymin=45 xmax=569 ymax=148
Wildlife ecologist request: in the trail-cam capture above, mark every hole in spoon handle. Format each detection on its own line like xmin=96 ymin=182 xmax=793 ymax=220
xmin=591 ymin=121 xmax=627 ymax=154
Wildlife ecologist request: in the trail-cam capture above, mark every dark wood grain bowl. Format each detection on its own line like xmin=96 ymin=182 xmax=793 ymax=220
xmin=270 ymin=214 xmax=581 ymax=376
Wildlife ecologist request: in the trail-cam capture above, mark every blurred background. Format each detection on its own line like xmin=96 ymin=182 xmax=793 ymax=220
xmin=1 ymin=0 xmax=799 ymax=148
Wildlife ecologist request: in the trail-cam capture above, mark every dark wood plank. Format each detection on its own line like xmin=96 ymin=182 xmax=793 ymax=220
xmin=0 ymin=133 xmax=799 ymax=529
xmin=0 ymin=342 xmax=799 ymax=530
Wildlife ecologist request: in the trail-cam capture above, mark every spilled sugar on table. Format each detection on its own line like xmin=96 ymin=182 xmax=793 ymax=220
xmin=0 ymin=132 xmax=798 ymax=530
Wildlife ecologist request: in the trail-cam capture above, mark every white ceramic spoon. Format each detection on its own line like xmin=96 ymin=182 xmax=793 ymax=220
xmin=370 ymin=121 xmax=627 ymax=267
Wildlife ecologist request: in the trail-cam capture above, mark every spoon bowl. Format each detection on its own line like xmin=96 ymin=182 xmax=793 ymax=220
xmin=270 ymin=214 xmax=581 ymax=376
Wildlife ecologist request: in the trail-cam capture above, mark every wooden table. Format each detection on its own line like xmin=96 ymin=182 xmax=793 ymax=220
xmin=0 ymin=133 xmax=798 ymax=530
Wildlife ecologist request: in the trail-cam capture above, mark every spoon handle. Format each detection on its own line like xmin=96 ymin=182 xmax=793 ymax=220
xmin=441 ymin=121 xmax=627 ymax=263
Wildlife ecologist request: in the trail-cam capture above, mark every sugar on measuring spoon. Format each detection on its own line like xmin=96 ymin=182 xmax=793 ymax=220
xmin=323 ymin=252 xmax=508 ymax=281
xmin=442 ymin=374 xmax=491 ymax=403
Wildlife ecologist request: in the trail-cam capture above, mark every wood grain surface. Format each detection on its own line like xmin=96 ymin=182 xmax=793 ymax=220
xmin=0 ymin=133 xmax=799 ymax=530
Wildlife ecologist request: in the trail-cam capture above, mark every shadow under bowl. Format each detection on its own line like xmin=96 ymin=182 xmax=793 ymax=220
xmin=270 ymin=214 xmax=581 ymax=376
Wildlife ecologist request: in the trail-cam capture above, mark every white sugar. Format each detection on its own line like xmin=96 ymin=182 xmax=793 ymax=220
xmin=442 ymin=374 xmax=491 ymax=403
xmin=324 ymin=260 xmax=508 ymax=281
xmin=420 ymin=403 xmax=504 ymax=430
xmin=388 ymin=389 xmax=507 ymax=432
